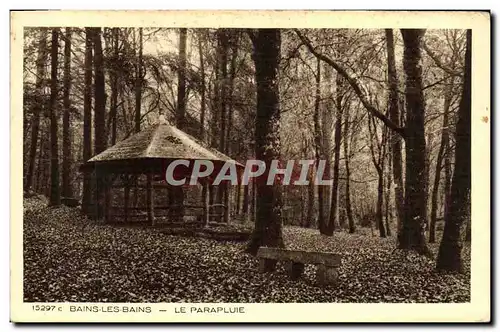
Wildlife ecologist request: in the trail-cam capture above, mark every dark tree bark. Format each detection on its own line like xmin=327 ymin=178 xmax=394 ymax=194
xmin=246 ymin=29 xmax=284 ymax=255
xmin=135 ymin=28 xmax=143 ymax=133
xmin=49 ymin=29 xmax=61 ymax=207
xmin=343 ymin=110 xmax=355 ymax=233
xmin=170 ymin=28 xmax=187 ymax=223
xmin=327 ymin=74 xmax=344 ymax=235
xmin=436 ymin=30 xmax=471 ymax=272
xmin=176 ymin=28 xmax=187 ymax=130
xmin=93 ymin=28 xmax=107 ymax=155
xmin=109 ymin=28 xmax=119 ymax=145
xmin=92 ymin=27 xmax=107 ymax=219
xmin=198 ymin=30 xmax=207 ymax=141
xmin=62 ymin=27 xmax=73 ymax=199
xmin=368 ymin=115 xmax=387 ymax=238
xmin=385 ymin=143 xmax=393 ymax=236
xmin=313 ymin=58 xmax=326 ymax=233
xmin=305 ymin=169 xmax=315 ymax=228
xmin=429 ymin=78 xmax=453 ymax=243
xmin=385 ymin=29 xmax=405 ymax=232
xmin=25 ymin=28 xmax=47 ymax=192
xmin=398 ymin=29 xmax=431 ymax=256
xmin=82 ymin=28 xmax=93 ymax=214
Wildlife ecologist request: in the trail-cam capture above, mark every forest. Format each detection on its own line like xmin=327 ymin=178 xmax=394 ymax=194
xmin=22 ymin=27 xmax=471 ymax=303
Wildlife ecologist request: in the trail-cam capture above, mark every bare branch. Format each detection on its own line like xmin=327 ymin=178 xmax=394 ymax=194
xmin=422 ymin=41 xmax=462 ymax=77
xmin=294 ymin=29 xmax=405 ymax=137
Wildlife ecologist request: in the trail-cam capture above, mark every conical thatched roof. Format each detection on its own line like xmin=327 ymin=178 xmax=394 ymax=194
xmin=80 ymin=124 xmax=242 ymax=174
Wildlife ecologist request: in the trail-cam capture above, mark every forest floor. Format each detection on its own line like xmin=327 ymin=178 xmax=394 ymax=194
xmin=23 ymin=196 xmax=470 ymax=303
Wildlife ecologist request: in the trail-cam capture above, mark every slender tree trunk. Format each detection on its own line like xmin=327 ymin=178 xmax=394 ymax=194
xmin=26 ymin=29 xmax=47 ymax=192
xmin=172 ymin=27 xmax=187 ymax=222
xmin=198 ymin=30 xmax=206 ymax=141
xmin=246 ymin=29 xmax=284 ymax=255
xmin=385 ymin=146 xmax=393 ymax=236
xmin=429 ymin=78 xmax=453 ymax=243
xmin=376 ymin=167 xmax=386 ymax=237
xmin=82 ymin=28 xmax=93 ymax=214
xmin=328 ymin=74 xmax=344 ymax=235
xmin=436 ymin=30 xmax=471 ymax=272
xmin=398 ymin=29 xmax=431 ymax=256
xmin=216 ymin=30 xmax=229 ymax=205
xmin=424 ymin=132 xmax=432 ymax=231
xmin=49 ymin=29 xmax=61 ymax=207
xmin=368 ymin=115 xmax=387 ymax=238
xmin=35 ymin=122 xmax=47 ymax=193
xmin=135 ymin=28 xmax=143 ymax=133
xmin=176 ymin=28 xmax=187 ymax=130
xmin=343 ymin=112 xmax=355 ymax=233
xmin=93 ymin=28 xmax=107 ymax=155
xmin=305 ymin=169 xmax=315 ymax=228
xmin=62 ymin=27 xmax=73 ymax=199
xmin=93 ymin=27 xmax=107 ymax=219
xmin=109 ymin=28 xmax=119 ymax=145
xmin=385 ymin=29 xmax=405 ymax=232
xmin=313 ymin=58 xmax=325 ymax=233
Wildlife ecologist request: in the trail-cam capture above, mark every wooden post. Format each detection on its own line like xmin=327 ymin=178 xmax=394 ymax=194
xmin=146 ymin=172 xmax=155 ymax=226
xmin=124 ymin=175 xmax=130 ymax=223
xmin=203 ymin=182 xmax=209 ymax=226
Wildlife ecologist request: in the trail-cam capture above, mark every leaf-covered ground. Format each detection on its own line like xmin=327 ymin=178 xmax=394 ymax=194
xmin=23 ymin=197 xmax=470 ymax=303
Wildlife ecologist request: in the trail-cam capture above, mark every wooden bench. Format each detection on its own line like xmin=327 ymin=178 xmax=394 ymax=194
xmin=256 ymin=247 xmax=341 ymax=286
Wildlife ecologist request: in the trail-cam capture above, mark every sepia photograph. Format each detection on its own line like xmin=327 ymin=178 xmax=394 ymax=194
xmin=10 ymin=10 xmax=490 ymax=323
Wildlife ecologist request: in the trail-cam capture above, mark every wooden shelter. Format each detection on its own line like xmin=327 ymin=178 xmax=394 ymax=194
xmin=80 ymin=124 xmax=243 ymax=226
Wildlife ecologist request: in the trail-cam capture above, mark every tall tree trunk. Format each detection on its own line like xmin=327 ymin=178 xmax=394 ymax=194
xmin=49 ymin=29 xmax=61 ymax=207
xmin=385 ymin=144 xmax=393 ymax=236
xmin=82 ymin=28 xmax=93 ymax=214
xmin=171 ymin=27 xmax=187 ymax=223
xmin=25 ymin=28 xmax=47 ymax=192
xmin=313 ymin=58 xmax=325 ymax=233
xmin=398 ymin=29 xmax=431 ymax=256
xmin=93 ymin=27 xmax=107 ymax=155
xmin=62 ymin=27 xmax=73 ymax=199
xmin=328 ymin=74 xmax=344 ymax=235
xmin=443 ymin=126 xmax=452 ymax=219
xmin=376 ymin=168 xmax=386 ymax=237
xmin=343 ymin=110 xmax=355 ymax=233
xmin=305 ymin=169 xmax=315 ymax=228
xmin=246 ymin=29 xmax=284 ymax=255
xmin=368 ymin=115 xmax=387 ymax=238
xmin=93 ymin=27 xmax=107 ymax=219
xmin=429 ymin=77 xmax=453 ymax=243
xmin=198 ymin=30 xmax=206 ymax=141
xmin=385 ymin=29 xmax=405 ymax=232
xmin=436 ymin=30 xmax=471 ymax=272
xmin=215 ymin=29 xmax=229 ymax=206
xmin=109 ymin=28 xmax=119 ymax=145
xmin=132 ymin=28 xmax=143 ymax=209
xmin=35 ymin=121 xmax=47 ymax=193
xmin=135 ymin=28 xmax=143 ymax=133
xmin=176 ymin=28 xmax=187 ymax=129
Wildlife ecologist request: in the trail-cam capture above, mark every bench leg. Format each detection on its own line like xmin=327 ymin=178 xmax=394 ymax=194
xmin=286 ymin=261 xmax=305 ymax=280
xmin=316 ymin=264 xmax=339 ymax=286
xmin=259 ymin=258 xmax=277 ymax=273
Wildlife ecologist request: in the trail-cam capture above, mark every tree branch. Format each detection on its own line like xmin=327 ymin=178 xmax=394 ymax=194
xmin=422 ymin=41 xmax=462 ymax=77
xmin=294 ymin=29 xmax=405 ymax=137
